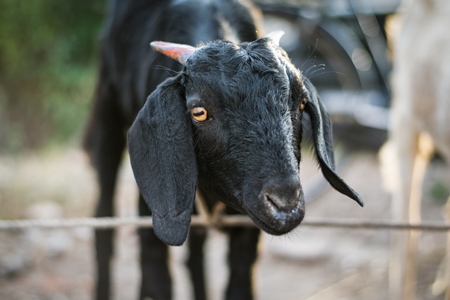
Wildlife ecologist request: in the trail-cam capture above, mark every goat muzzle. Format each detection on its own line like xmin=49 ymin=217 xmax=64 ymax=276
xmin=247 ymin=175 xmax=305 ymax=235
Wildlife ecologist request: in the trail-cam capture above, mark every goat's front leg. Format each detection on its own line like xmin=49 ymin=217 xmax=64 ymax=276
xmin=91 ymin=117 xmax=126 ymax=300
xmin=187 ymin=226 xmax=207 ymax=300
xmin=225 ymin=225 xmax=260 ymax=300
xmin=138 ymin=195 xmax=172 ymax=300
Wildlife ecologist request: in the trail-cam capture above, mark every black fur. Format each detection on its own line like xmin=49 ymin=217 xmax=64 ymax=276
xmin=84 ymin=0 xmax=362 ymax=299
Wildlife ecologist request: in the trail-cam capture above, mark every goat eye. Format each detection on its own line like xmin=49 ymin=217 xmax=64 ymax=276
xmin=300 ymin=98 xmax=307 ymax=111
xmin=191 ymin=107 xmax=208 ymax=122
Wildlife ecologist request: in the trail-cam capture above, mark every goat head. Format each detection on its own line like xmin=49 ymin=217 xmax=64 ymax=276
xmin=128 ymin=35 xmax=363 ymax=245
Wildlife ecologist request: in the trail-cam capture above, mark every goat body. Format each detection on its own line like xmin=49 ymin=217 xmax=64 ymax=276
xmin=84 ymin=0 xmax=362 ymax=299
xmin=382 ymin=0 xmax=450 ymax=299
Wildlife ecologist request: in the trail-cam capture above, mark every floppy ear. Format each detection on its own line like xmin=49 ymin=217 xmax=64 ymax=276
xmin=302 ymin=79 xmax=364 ymax=207
xmin=128 ymin=75 xmax=197 ymax=246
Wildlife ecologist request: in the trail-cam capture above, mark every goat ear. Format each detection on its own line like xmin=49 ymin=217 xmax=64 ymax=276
xmin=302 ymin=79 xmax=364 ymax=207
xmin=128 ymin=75 xmax=197 ymax=246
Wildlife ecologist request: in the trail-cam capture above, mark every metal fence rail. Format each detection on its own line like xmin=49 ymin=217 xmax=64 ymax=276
xmin=0 ymin=216 xmax=449 ymax=231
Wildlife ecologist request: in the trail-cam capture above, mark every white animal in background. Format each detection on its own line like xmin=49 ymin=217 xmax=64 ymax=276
xmin=380 ymin=0 xmax=450 ymax=299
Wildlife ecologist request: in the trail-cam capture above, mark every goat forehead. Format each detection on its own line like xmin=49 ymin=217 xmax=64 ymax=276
xmin=186 ymin=46 xmax=291 ymax=97
xmin=187 ymin=40 xmax=288 ymax=74
xmin=186 ymin=70 xmax=290 ymax=111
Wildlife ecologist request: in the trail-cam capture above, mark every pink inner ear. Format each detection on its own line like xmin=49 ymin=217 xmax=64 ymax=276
xmin=150 ymin=41 xmax=197 ymax=65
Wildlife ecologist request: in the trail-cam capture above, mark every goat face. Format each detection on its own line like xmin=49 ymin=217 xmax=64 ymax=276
xmin=185 ymin=39 xmax=306 ymax=235
xmin=128 ymin=36 xmax=363 ymax=246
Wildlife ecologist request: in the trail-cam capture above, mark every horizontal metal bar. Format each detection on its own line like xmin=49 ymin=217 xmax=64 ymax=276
xmin=0 ymin=216 xmax=448 ymax=232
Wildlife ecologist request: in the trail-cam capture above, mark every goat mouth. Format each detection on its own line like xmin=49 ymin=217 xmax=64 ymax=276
xmin=245 ymin=196 xmax=305 ymax=235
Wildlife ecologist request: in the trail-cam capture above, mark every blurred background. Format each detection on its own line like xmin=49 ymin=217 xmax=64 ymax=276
xmin=0 ymin=0 xmax=106 ymax=152
xmin=0 ymin=0 xmax=449 ymax=299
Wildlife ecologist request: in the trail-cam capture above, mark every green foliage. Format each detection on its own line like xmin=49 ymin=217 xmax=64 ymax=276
xmin=0 ymin=0 xmax=107 ymax=152
xmin=430 ymin=180 xmax=449 ymax=204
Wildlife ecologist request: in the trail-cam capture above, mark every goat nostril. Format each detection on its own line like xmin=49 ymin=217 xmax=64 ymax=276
xmin=264 ymin=189 xmax=300 ymax=213
xmin=265 ymin=193 xmax=283 ymax=211
xmin=265 ymin=193 xmax=297 ymax=212
xmin=262 ymin=176 xmax=302 ymax=213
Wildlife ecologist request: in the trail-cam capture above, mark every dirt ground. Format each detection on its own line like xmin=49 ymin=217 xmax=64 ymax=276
xmin=0 ymin=145 xmax=449 ymax=300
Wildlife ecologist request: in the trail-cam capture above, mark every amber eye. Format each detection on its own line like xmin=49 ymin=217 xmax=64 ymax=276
xmin=191 ymin=107 xmax=208 ymax=122
xmin=300 ymin=98 xmax=307 ymax=111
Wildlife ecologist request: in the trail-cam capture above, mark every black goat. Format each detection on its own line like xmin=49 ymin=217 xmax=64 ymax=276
xmin=84 ymin=0 xmax=363 ymax=299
